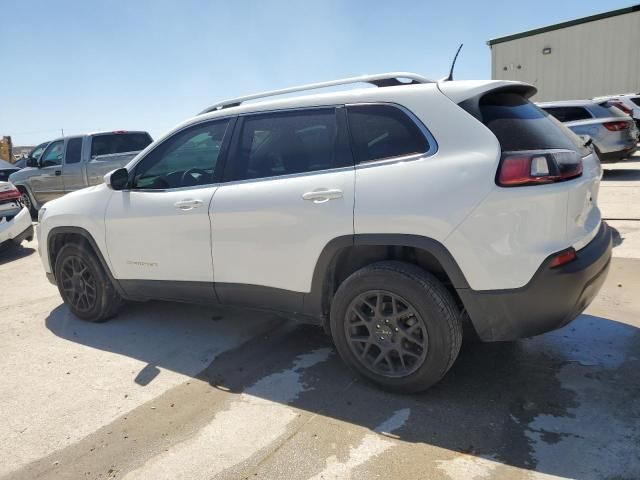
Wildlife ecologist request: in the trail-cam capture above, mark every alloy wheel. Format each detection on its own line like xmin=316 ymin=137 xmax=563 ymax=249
xmin=344 ymin=290 xmax=429 ymax=378
xmin=59 ymin=255 xmax=97 ymax=313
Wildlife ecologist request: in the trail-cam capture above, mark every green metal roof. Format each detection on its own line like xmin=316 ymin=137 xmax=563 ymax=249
xmin=488 ymin=4 xmax=640 ymax=46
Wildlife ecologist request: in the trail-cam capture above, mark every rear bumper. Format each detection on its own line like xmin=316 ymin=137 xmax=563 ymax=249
xmin=459 ymin=222 xmax=612 ymax=341
xmin=0 ymin=208 xmax=33 ymax=247
xmin=599 ymin=144 xmax=638 ymax=162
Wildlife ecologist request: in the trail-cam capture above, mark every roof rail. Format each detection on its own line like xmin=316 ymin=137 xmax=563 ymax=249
xmin=198 ymin=72 xmax=433 ymax=115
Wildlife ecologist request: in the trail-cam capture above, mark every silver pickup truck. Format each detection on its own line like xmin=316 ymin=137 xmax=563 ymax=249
xmin=10 ymin=131 xmax=152 ymax=214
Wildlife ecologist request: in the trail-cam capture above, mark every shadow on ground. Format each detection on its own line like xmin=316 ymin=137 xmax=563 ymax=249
xmin=45 ymin=300 xmax=640 ymax=479
xmin=0 ymin=244 xmax=35 ymax=265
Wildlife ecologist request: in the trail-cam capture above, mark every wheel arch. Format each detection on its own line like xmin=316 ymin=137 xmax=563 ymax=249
xmin=47 ymin=226 xmax=126 ymax=297
xmin=303 ymin=234 xmax=471 ymax=329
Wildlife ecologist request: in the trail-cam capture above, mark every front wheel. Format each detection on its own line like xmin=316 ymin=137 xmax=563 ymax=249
xmin=330 ymin=261 xmax=462 ymax=393
xmin=17 ymin=187 xmax=37 ymax=218
xmin=54 ymin=243 xmax=123 ymax=322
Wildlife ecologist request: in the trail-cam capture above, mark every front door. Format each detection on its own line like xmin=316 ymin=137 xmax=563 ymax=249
xmin=104 ymin=117 xmax=233 ymax=300
xmin=211 ymin=107 xmax=355 ymax=304
xmin=31 ymin=139 xmax=65 ymax=204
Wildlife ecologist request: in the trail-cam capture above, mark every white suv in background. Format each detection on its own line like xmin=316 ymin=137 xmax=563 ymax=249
xmin=36 ymin=73 xmax=611 ymax=392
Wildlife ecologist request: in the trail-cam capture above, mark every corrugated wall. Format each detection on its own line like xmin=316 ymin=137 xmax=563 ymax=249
xmin=491 ymin=10 xmax=640 ymax=101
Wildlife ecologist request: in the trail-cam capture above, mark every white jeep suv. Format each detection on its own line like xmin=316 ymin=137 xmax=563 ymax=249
xmin=37 ymin=73 xmax=611 ymax=392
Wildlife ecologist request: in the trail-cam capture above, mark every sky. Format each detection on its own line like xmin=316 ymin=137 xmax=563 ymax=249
xmin=1 ymin=0 xmax=636 ymax=146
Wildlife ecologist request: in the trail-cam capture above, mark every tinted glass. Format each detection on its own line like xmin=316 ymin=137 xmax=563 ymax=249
xmin=65 ymin=138 xmax=83 ymax=164
xmin=631 ymin=98 xmax=640 ymax=107
xmin=133 ymin=119 xmax=229 ymax=189
xmin=226 ymin=108 xmax=340 ymax=181
xmin=40 ymin=140 xmax=64 ymax=167
xmin=91 ymin=133 xmax=152 ymax=157
xmin=542 ymin=106 xmax=592 ymax=122
xmin=479 ymin=93 xmax=590 ymax=155
xmin=347 ymin=105 xmax=428 ymax=163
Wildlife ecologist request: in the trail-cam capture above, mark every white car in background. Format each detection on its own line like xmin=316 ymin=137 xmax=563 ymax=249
xmin=0 ymin=182 xmax=33 ymax=249
xmin=593 ymin=93 xmax=640 ymax=131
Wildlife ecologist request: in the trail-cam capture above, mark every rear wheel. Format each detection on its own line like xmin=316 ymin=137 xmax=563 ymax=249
xmin=54 ymin=243 xmax=123 ymax=322
xmin=330 ymin=261 xmax=462 ymax=393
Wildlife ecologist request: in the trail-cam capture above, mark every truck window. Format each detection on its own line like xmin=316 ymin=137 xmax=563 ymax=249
xmin=65 ymin=138 xmax=83 ymax=164
xmin=90 ymin=133 xmax=152 ymax=158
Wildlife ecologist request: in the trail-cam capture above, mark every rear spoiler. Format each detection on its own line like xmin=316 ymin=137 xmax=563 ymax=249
xmin=438 ymin=80 xmax=537 ymax=122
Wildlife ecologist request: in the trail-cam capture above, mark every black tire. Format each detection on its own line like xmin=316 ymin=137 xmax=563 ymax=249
xmin=330 ymin=261 xmax=462 ymax=393
xmin=54 ymin=242 xmax=123 ymax=322
xmin=17 ymin=187 xmax=37 ymax=218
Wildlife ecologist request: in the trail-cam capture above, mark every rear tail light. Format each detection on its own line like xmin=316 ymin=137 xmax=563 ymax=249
xmin=609 ymin=101 xmax=633 ymax=115
xmin=603 ymin=121 xmax=630 ymax=131
xmin=549 ymin=248 xmax=577 ymax=268
xmin=0 ymin=187 xmax=21 ymax=201
xmin=497 ymin=150 xmax=583 ymax=187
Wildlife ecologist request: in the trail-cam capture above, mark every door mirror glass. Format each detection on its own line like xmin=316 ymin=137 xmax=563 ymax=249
xmin=26 ymin=157 xmax=39 ymax=168
xmin=105 ymin=168 xmax=129 ymax=190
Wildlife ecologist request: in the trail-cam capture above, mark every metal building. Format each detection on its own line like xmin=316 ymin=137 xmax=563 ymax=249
xmin=488 ymin=5 xmax=640 ymax=101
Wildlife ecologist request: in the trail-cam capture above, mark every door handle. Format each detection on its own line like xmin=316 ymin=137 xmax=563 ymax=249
xmin=302 ymin=188 xmax=343 ymax=204
xmin=174 ymin=199 xmax=204 ymax=210
xmin=55 ymin=170 xmax=61 ymax=176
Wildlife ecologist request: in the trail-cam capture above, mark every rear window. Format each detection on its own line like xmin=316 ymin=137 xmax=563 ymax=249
xmin=91 ymin=133 xmax=152 ymax=157
xmin=478 ymin=93 xmax=590 ymax=155
xmin=347 ymin=105 xmax=429 ymax=163
xmin=541 ymin=106 xmax=591 ymax=122
xmin=631 ymin=98 xmax=640 ymax=107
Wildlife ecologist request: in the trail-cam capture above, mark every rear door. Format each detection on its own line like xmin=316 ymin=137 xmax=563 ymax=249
xmin=210 ymin=107 xmax=354 ymax=306
xmin=61 ymin=137 xmax=85 ymax=192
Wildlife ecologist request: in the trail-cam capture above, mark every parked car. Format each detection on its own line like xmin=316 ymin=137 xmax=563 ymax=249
xmin=538 ymin=100 xmax=639 ymax=162
xmin=0 ymin=159 xmax=20 ymax=182
xmin=593 ymin=93 xmax=640 ymax=131
xmin=12 ymin=141 xmax=50 ymax=170
xmin=9 ymin=131 xmax=152 ymax=215
xmin=36 ymin=73 xmax=610 ymax=392
xmin=0 ymin=182 xmax=33 ymax=249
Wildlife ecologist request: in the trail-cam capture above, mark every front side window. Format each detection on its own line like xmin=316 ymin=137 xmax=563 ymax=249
xmin=65 ymin=138 xmax=83 ymax=164
xmin=132 ymin=119 xmax=230 ymax=190
xmin=225 ymin=108 xmax=340 ymax=181
xmin=347 ymin=104 xmax=429 ymax=163
xmin=40 ymin=140 xmax=64 ymax=167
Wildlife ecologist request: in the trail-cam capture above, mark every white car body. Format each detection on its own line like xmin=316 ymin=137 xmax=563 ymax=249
xmin=37 ymin=73 xmax=610 ymax=344
xmin=0 ymin=182 xmax=33 ymax=247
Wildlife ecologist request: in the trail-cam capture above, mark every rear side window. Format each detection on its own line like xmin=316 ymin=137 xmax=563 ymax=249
xmin=542 ymin=106 xmax=591 ymax=122
xmin=91 ymin=133 xmax=152 ymax=158
xmin=225 ymin=108 xmax=343 ymax=181
xmin=65 ymin=138 xmax=83 ymax=164
xmin=347 ymin=105 xmax=429 ymax=163
xmin=479 ymin=93 xmax=590 ymax=155
xmin=631 ymin=98 xmax=640 ymax=107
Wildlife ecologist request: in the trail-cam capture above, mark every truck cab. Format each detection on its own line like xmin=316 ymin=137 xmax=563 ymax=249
xmin=10 ymin=131 xmax=152 ymax=214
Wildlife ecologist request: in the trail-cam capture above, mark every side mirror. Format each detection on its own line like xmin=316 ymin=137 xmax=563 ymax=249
xmin=26 ymin=157 xmax=38 ymax=168
xmin=104 ymin=168 xmax=130 ymax=190
xmin=579 ymin=134 xmax=593 ymax=148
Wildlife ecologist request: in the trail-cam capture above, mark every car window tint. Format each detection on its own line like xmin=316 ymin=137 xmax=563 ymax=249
xmin=133 ymin=119 xmax=229 ymax=190
xmin=479 ymin=93 xmax=590 ymax=156
xmin=542 ymin=106 xmax=592 ymax=122
xmin=40 ymin=140 xmax=64 ymax=167
xmin=65 ymin=138 xmax=83 ymax=164
xmin=631 ymin=98 xmax=640 ymax=107
xmin=225 ymin=108 xmax=339 ymax=181
xmin=347 ymin=105 xmax=428 ymax=163
xmin=91 ymin=133 xmax=153 ymax=157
